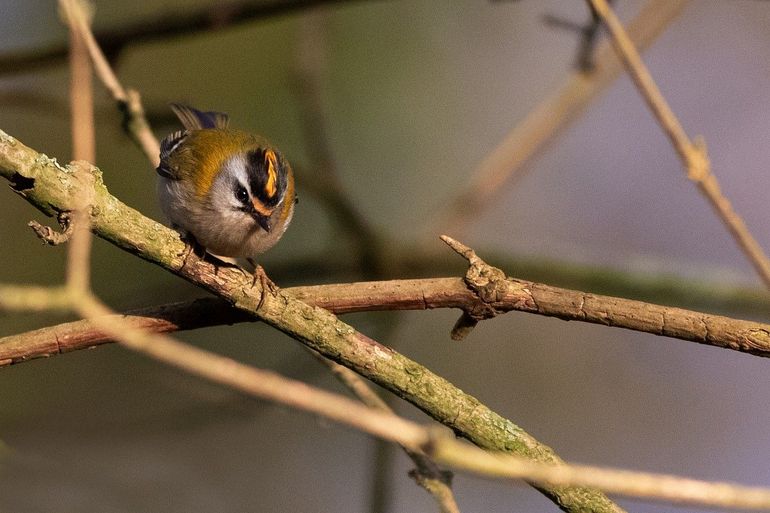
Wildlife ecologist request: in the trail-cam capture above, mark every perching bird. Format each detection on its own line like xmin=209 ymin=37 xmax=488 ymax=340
xmin=156 ymin=103 xmax=295 ymax=262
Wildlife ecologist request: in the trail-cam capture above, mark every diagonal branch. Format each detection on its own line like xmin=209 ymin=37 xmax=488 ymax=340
xmin=433 ymin=0 xmax=691 ymax=234
xmin=0 ymin=130 xmax=624 ymax=513
xmin=588 ymin=0 xmax=770 ymax=289
xmin=59 ymin=0 xmax=160 ymax=166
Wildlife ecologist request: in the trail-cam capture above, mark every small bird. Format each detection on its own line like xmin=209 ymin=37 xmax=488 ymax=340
xmin=157 ymin=104 xmax=295 ymax=263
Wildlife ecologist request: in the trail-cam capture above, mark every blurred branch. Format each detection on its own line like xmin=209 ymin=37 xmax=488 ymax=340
xmin=59 ymin=0 xmax=160 ymax=166
xmin=293 ymin=12 xmax=384 ymax=276
xmin=8 ymin=296 xmax=770 ymax=510
xmin=293 ymin=16 xmax=395 ymax=509
xmin=64 ymin=0 xmax=95 ymax=163
xmin=7 ymin=178 xmax=770 ymax=513
xmin=0 ymin=285 xmax=71 ymax=312
xmin=430 ymin=438 xmax=770 ymax=511
xmin=0 ymin=0 xmax=374 ymax=77
xmin=311 ymin=351 xmax=460 ymax=513
xmin=0 ymin=129 xmax=624 ymax=513
xmin=432 ymin=0 xmax=691 ymax=235
xmin=544 ymin=0 xmax=615 ymax=72
xmin=588 ymin=0 xmax=770 ymax=290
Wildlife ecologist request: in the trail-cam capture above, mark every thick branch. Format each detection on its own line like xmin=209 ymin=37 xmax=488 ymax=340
xmin=0 ymin=131 xmax=623 ymax=513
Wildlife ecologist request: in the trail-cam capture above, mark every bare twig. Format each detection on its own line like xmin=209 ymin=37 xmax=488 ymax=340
xmin=65 ymin=0 xmax=95 ymax=163
xmin=82 ymin=296 xmax=430 ymax=449
xmin=588 ymin=0 xmax=770 ymax=289
xmin=28 ymin=215 xmax=74 ymax=245
xmin=428 ymin=436 xmax=770 ymax=511
xmin=8 ymin=181 xmax=770 ymax=513
xmin=6 ymin=253 xmax=770 ymax=364
xmin=433 ymin=0 xmax=691 ymax=235
xmin=59 ymin=0 xmax=160 ymax=166
xmin=0 ymin=285 xmax=71 ymax=312
xmin=6 ymin=292 xmax=770 ymax=510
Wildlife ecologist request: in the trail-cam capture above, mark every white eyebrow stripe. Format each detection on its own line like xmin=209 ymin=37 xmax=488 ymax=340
xmin=224 ymin=154 xmax=252 ymax=194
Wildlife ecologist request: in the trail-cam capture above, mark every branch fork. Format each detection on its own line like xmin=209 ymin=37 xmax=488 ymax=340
xmin=441 ymin=235 xmax=534 ymax=340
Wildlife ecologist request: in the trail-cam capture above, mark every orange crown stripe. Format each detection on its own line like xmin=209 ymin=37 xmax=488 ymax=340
xmin=264 ymin=149 xmax=278 ymax=198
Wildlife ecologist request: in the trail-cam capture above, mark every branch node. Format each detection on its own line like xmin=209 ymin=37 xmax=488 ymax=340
xmin=686 ymin=135 xmax=710 ymax=183
xmin=441 ymin=235 xmax=509 ymax=340
xmin=28 ymin=212 xmax=73 ymax=245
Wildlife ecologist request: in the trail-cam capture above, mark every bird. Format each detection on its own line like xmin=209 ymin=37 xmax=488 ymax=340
xmin=156 ymin=103 xmax=295 ymax=266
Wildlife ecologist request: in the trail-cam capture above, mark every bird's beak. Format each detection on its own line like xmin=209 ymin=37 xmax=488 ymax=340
xmin=252 ymin=212 xmax=272 ymax=232
xmin=250 ymin=201 xmax=274 ymax=232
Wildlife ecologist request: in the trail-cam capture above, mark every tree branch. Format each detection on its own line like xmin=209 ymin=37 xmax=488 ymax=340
xmin=6 ymin=255 xmax=770 ymax=364
xmin=433 ymin=0 xmax=691 ymax=235
xmin=59 ymin=0 xmax=160 ymax=166
xmin=588 ymin=0 xmax=770 ymax=289
xmin=0 ymin=130 xmax=624 ymax=513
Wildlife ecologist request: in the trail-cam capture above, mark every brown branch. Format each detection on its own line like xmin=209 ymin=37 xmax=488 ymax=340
xmin=588 ymin=0 xmax=770 ymax=289
xmin=5 ymin=243 xmax=770 ymax=366
xmin=59 ymin=0 xmax=160 ymax=166
xmin=433 ymin=0 xmax=691 ymax=235
xmin=8 ymin=287 xmax=770 ymax=511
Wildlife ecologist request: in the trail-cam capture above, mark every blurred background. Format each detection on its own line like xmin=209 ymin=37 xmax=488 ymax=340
xmin=1 ymin=1 xmax=770 ymax=512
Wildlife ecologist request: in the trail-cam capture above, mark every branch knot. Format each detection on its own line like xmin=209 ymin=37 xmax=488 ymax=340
xmin=441 ymin=235 xmax=510 ymax=340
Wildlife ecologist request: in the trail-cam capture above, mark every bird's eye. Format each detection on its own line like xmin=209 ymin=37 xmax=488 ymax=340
xmin=234 ymin=184 xmax=249 ymax=204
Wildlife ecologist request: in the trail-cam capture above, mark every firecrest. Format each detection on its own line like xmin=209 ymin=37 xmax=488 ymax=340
xmin=157 ymin=104 xmax=295 ymax=262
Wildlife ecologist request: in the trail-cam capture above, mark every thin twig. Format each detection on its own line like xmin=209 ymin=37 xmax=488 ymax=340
xmin=8 ymin=122 xmax=770 ymax=512
xmin=9 ymin=182 xmax=770 ymax=513
xmin=428 ymin=436 xmax=770 ymax=511
xmin=294 ymin=18 xmax=396 ymax=508
xmin=433 ymin=0 xmax=691 ymax=235
xmin=588 ymin=0 xmax=770 ymax=289
xmin=59 ymin=0 xmax=160 ymax=166
xmin=0 ymin=285 xmax=72 ymax=311
xmin=65 ymin=0 xmax=95 ymax=163
xmin=6 ymin=292 xmax=770 ymax=510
